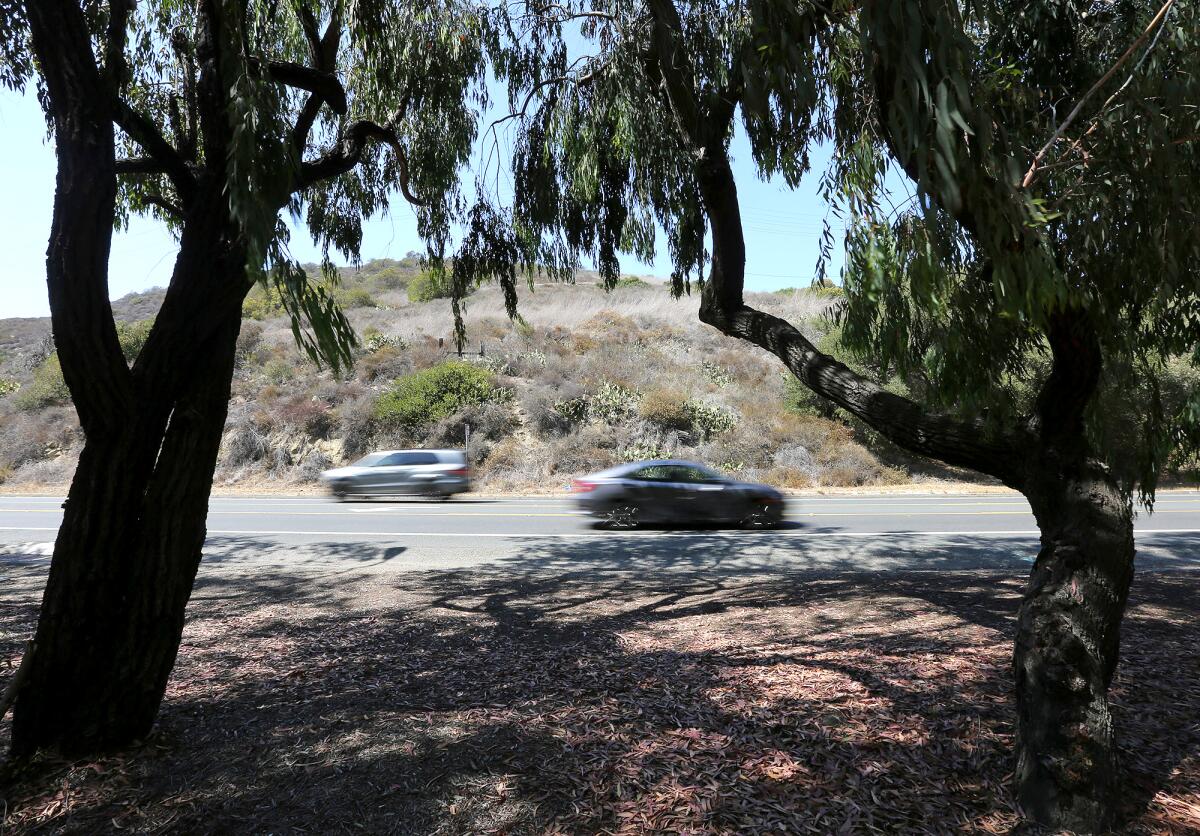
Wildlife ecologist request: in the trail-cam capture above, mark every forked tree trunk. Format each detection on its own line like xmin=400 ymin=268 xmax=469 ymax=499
xmin=10 ymin=312 xmax=242 ymax=756
xmin=1014 ymin=460 xmax=1135 ymax=832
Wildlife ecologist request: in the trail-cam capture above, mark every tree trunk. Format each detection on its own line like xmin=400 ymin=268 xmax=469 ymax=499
xmin=1014 ymin=461 xmax=1135 ymax=832
xmin=10 ymin=311 xmax=241 ymax=756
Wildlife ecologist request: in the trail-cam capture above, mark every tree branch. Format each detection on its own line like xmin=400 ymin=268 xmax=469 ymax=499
xmin=1022 ymin=0 xmax=1176 ymax=189
xmin=22 ymin=0 xmax=135 ymax=430
xmin=292 ymin=0 xmax=322 ymax=60
xmin=257 ymin=58 xmax=347 ymax=115
xmin=102 ymin=0 xmax=134 ymax=91
xmin=529 ymin=3 xmax=616 ymax=22
xmin=113 ymin=100 xmax=197 ymax=203
xmin=115 ymin=157 xmax=167 ymax=175
xmin=298 ymin=119 xmax=424 ymax=205
xmin=143 ymin=193 xmax=185 ymax=220
xmin=291 ymin=5 xmax=343 ymax=154
xmin=646 ymin=0 xmax=1026 ymax=487
xmin=1033 ymin=310 xmax=1102 ymax=451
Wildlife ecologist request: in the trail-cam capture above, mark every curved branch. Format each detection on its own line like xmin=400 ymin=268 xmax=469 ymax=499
xmin=143 ymin=194 xmax=185 ymax=220
xmin=529 ymin=4 xmax=616 ymax=22
xmin=291 ymin=6 xmax=344 ymax=153
xmin=259 ymin=59 xmax=347 ymax=115
xmin=292 ymin=1 xmax=323 ymax=60
xmin=113 ymin=100 xmax=197 ymax=203
xmin=297 ymin=119 xmax=425 ymax=205
xmin=102 ymin=0 xmax=134 ymax=90
xmin=646 ymin=0 xmax=1025 ymax=487
xmin=1033 ymin=310 xmax=1102 ymax=451
xmin=1022 ymin=0 xmax=1176 ymax=189
xmin=115 ymin=157 xmax=166 ymax=176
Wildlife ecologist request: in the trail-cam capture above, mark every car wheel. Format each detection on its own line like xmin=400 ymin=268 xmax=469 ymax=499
xmin=602 ymin=503 xmax=640 ymax=529
xmin=740 ymin=503 xmax=779 ymax=529
xmin=332 ymin=489 xmax=349 ymax=502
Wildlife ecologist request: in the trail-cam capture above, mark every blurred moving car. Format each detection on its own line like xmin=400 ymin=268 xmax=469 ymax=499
xmin=320 ymin=449 xmax=470 ymax=500
xmin=572 ymin=459 xmax=785 ymax=528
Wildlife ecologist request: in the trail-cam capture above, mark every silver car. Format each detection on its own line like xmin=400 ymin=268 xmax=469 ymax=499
xmin=572 ymin=459 xmax=786 ymax=528
xmin=320 ymin=449 xmax=470 ymax=500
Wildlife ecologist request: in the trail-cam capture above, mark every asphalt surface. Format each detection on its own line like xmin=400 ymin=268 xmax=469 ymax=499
xmin=2 ymin=492 xmax=1199 ymax=579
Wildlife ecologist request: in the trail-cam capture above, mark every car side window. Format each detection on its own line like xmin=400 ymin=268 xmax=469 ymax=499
xmin=376 ymin=452 xmax=438 ymax=466
xmin=681 ymin=466 xmax=724 ymax=483
xmin=670 ymin=466 xmax=710 ymax=483
xmin=631 ymin=465 xmax=673 ymax=482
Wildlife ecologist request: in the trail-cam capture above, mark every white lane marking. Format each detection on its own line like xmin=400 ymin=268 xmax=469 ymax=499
xmin=198 ymin=528 xmax=1200 ymax=540
xmin=11 ymin=507 xmax=1200 ymax=520
xmin=5 ymin=526 xmax=1200 ymax=539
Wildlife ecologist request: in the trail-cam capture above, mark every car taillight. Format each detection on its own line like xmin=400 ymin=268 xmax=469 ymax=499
xmin=449 ymin=467 xmax=469 ymax=477
xmin=572 ymin=479 xmax=596 ymax=493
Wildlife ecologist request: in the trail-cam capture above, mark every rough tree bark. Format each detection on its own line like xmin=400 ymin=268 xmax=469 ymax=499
xmin=10 ymin=0 xmax=251 ymax=755
xmin=10 ymin=253 xmax=244 ymax=755
xmin=12 ymin=0 xmax=416 ymax=756
xmin=1015 ymin=460 xmax=1134 ymax=830
xmin=644 ymin=1 xmax=1136 ymax=830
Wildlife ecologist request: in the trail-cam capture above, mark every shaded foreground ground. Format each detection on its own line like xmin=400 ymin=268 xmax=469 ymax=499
xmin=1 ymin=564 xmax=1197 ymax=834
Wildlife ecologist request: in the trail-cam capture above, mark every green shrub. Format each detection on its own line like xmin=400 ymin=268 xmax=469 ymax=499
xmin=407 ymin=270 xmax=453 ymax=303
xmin=375 ymin=361 xmax=499 ymax=429
xmin=638 ymin=388 xmax=735 ymax=439
xmin=0 ymin=378 xmax=18 ymax=397
xmin=263 ymin=358 xmax=295 ymax=384
xmin=115 ymin=318 xmax=155 ymax=364
xmin=362 ymin=331 xmax=407 ymax=352
xmin=371 ymin=267 xmax=408 ymax=290
xmin=336 ymin=287 xmax=378 ymax=309
xmin=552 ymin=396 xmax=589 ymax=424
xmin=588 ymin=381 xmax=638 ymax=423
xmin=639 ymin=388 xmax=692 ymax=431
xmin=685 ymin=399 xmax=737 ymax=439
xmin=615 ymin=276 xmax=651 ymax=289
xmin=14 ymin=354 xmax=70 ymax=410
xmin=701 ymin=361 xmax=733 ymax=387
xmin=242 ymin=285 xmax=285 ymax=320
xmin=620 ymin=441 xmax=667 ymax=461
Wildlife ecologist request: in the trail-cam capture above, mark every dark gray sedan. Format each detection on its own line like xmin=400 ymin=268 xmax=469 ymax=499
xmin=572 ymin=459 xmax=785 ymax=528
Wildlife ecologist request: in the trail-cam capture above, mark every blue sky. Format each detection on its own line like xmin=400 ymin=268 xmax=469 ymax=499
xmin=0 ymin=86 xmax=844 ymax=319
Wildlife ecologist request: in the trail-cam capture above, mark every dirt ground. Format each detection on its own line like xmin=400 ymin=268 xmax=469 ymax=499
xmin=0 ymin=567 xmax=1197 ymax=835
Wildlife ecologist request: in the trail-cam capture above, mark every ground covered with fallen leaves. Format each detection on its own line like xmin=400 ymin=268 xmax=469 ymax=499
xmin=1 ymin=568 xmax=1197 ymax=834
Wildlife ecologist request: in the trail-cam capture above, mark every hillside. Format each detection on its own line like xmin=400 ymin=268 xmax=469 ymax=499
xmin=0 ymin=258 xmax=973 ymax=492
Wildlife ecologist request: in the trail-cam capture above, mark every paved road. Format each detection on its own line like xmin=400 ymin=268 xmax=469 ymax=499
xmin=2 ymin=492 xmax=1199 ymax=578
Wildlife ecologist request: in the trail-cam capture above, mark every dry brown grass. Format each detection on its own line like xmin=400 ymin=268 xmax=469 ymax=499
xmin=0 ymin=276 xmax=948 ymax=493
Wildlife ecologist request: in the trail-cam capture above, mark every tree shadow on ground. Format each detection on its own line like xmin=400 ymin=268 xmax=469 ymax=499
xmin=0 ymin=535 xmax=1196 ymax=834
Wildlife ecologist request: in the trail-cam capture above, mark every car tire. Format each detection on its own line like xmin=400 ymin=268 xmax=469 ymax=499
xmin=602 ymin=503 xmax=640 ymax=529
xmin=740 ymin=502 xmax=780 ymax=529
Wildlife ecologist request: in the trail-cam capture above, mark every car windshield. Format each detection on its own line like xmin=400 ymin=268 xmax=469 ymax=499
xmin=352 ymin=453 xmax=389 ymax=467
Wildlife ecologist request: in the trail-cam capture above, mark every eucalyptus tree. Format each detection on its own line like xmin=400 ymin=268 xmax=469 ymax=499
xmin=1 ymin=0 xmax=487 ymax=755
xmin=465 ymin=0 xmax=1200 ymax=830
